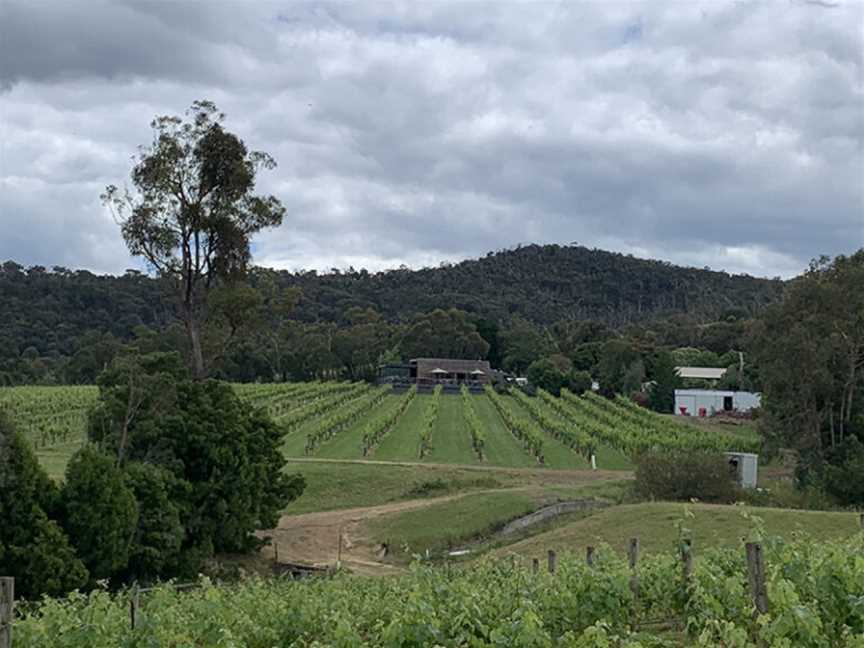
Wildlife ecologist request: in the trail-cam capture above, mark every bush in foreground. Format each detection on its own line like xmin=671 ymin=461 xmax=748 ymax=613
xmin=0 ymin=411 xmax=88 ymax=597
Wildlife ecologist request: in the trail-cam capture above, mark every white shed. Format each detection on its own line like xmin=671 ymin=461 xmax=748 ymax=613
xmin=674 ymin=389 xmax=761 ymax=416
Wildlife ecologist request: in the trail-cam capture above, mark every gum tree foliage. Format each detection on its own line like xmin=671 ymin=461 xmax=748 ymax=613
xmin=102 ymin=100 xmax=285 ymax=379
xmin=753 ymin=251 xmax=864 ymax=473
xmin=0 ymin=412 xmax=88 ymax=597
xmin=400 ymin=308 xmax=490 ymax=360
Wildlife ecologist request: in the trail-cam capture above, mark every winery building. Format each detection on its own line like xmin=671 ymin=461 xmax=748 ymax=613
xmin=378 ymin=358 xmax=492 ymax=392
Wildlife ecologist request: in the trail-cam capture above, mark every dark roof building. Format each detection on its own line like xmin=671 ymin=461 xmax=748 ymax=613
xmin=411 ymin=358 xmax=491 ymax=384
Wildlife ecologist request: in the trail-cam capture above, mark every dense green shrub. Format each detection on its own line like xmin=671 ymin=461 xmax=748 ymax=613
xmin=821 ymin=437 xmax=864 ymax=506
xmin=121 ymin=462 xmax=186 ymax=582
xmin=567 ymin=369 xmax=593 ymax=395
xmin=0 ymin=411 xmax=87 ymax=597
xmin=60 ymin=447 xmax=139 ymax=582
xmin=88 ymin=353 xmax=305 ymax=575
xmin=635 ymin=452 xmax=737 ymax=503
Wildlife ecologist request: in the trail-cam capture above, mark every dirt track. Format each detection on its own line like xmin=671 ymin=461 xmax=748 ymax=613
xmin=258 ymin=465 xmax=629 ymax=575
xmin=258 ymin=492 xmax=477 ymax=575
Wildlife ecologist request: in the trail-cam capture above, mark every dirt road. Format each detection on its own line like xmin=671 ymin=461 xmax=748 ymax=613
xmin=258 ymin=464 xmax=629 ymax=575
xmin=258 ymin=492 xmax=479 ymax=575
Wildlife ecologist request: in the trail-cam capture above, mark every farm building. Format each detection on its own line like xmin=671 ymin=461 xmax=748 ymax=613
xmin=674 ymin=389 xmax=761 ymax=417
xmin=378 ymin=358 xmax=492 ymax=388
xmin=412 ymin=358 xmax=492 ymax=384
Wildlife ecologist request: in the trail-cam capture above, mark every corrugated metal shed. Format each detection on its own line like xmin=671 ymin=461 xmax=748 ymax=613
xmin=675 ymin=366 xmax=727 ymax=380
xmin=675 ymin=389 xmax=761 ymax=415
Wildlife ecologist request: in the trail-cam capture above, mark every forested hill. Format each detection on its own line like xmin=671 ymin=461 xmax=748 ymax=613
xmin=1 ymin=244 xmax=782 ymax=356
xmin=275 ymin=244 xmax=784 ymax=325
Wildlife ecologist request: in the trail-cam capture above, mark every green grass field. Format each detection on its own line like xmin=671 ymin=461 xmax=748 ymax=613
xmin=281 ymin=458 xmax=630 ymax=514
xmin=495 ymin=501 xmax=862 ymax=558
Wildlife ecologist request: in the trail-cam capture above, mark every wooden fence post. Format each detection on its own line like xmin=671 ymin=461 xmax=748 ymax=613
xmin=745 ymin=542 xmax=769 ymax=615
xmin=532 ymin=558 xmax=539 ymax=575
xmin=0 ymin=577 xmax=12 ymax=648
xmin=336 ymin=525 xmax=343 ymax=569
xmin=547 ymin=550 xmax=557 ymax=574
xmin=129 ymin=583 xmax=140 ymax=631
xmin=628 ymin=538 xmax=640 ymax=598
xmin=681 ymin=539 xmax=693 ymax=584
xmin=859 ymin=512 xmax=863 ymax=529
xmin=586 ymin=546 xmax=595 ymax=567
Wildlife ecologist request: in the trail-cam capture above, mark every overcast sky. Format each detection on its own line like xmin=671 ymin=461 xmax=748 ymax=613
xmin=1 ymin=1 xmax=862 ymax=278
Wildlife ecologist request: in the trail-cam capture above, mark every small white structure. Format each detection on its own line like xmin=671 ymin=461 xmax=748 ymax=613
xmin=674 ymin=389 xmax=761 ymax=416
xmin=675 ymin=366 xmax=727 ymax=380
xmin=725 ymin=452 xmax=758 ymax=489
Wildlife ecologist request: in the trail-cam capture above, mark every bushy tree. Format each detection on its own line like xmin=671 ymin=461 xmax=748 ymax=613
xmin=89 ymin=354 xmax=306 ymax=573
xmin=566 ymin=370 xmax=593 ymax=395
xmin=648 ymin=351 xmax=680 ymax=413
xmin=501 ymin=318 xmax=555 ymax=374
xmin=752 ymin=251 xmax=864 ymax=470
xmin=0 ymin=412 xmax=87 ymax=597
xmin=527 ymin=358 xmax=567 ymax=396
xmin=400 ymin=309 xmax=489 ymax=360
xmin=598 ymin=339 xmax=644 ymax=396
xmin=820 ymin=437 xmax=864 ymax=506
xmin=122 ymin=462 xmax=186 ymax=581
xmin=60 ymin=447 xmax=139 ymax=581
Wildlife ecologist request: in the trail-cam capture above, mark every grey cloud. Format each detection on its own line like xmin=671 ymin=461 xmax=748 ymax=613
xmin=0 ymin=0 xmax=862 ymax=279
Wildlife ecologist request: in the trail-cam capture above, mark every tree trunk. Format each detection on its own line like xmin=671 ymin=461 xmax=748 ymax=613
xmin=185 ymin=308 xmax=206 ymax=380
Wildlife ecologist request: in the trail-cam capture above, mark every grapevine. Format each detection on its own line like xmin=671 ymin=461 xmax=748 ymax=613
xmin=510 ymin=387 xmax=596 ymax=460
xmin=417 ymin=385 xmax=442 ymax=458
xmin=461 ymin=384 xmax=486 ymax=460
xmin=361 ymin=386 xmax=416 ymax=456
xmin=13 ymin=533 xmax=863 ymax=647
xmin=484 ymin=385 xmax=544 ymax=463
xmin=304 ymin=385 xmax=392 ymax=455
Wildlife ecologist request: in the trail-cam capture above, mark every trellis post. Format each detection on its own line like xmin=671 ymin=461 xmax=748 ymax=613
xmin=745 ymin=542 xmax=769 ymax=615
xmin=1 ymin=577 xmax=14 ymax=648
xmin=628 ymin=537 xmax=640 ymax=597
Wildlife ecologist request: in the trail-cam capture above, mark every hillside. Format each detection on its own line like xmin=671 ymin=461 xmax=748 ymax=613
xmin=1 ymin=245 xmax=783 ymax=362
xmin=275 ymin=244 xmax=784 ymax=325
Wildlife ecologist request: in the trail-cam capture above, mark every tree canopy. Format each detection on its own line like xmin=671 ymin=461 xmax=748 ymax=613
xmin=102 ymin=101 xmax=285 ymax=378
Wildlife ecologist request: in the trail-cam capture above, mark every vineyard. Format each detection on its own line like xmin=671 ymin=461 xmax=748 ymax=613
xmin=13 ymin=532 xmax=864 ymax=647
xmin=1 ymin=382 xmax=760 ymax=476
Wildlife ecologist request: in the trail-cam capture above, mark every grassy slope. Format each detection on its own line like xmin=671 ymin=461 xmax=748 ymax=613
xmin=283 ymin=460 xmax=512 ymax=514
xmin=474 ymin=395 xmax=536 ymax=468
xmin=426 ymin=394 xmax=480 ymax=465
xmin=368 ymin=490 xmax=538 ymax=556
xmin=281 ymin=459 xmax=631 ymax=514
xmin=496 ymin=502 xmax=862 ymax=558
xmin=373 ymin=394 xmax=426 ymax=460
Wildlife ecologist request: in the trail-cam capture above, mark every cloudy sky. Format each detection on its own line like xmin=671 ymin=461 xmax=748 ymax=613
xmin=1 ymin=1 xmax=862 ymax=278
